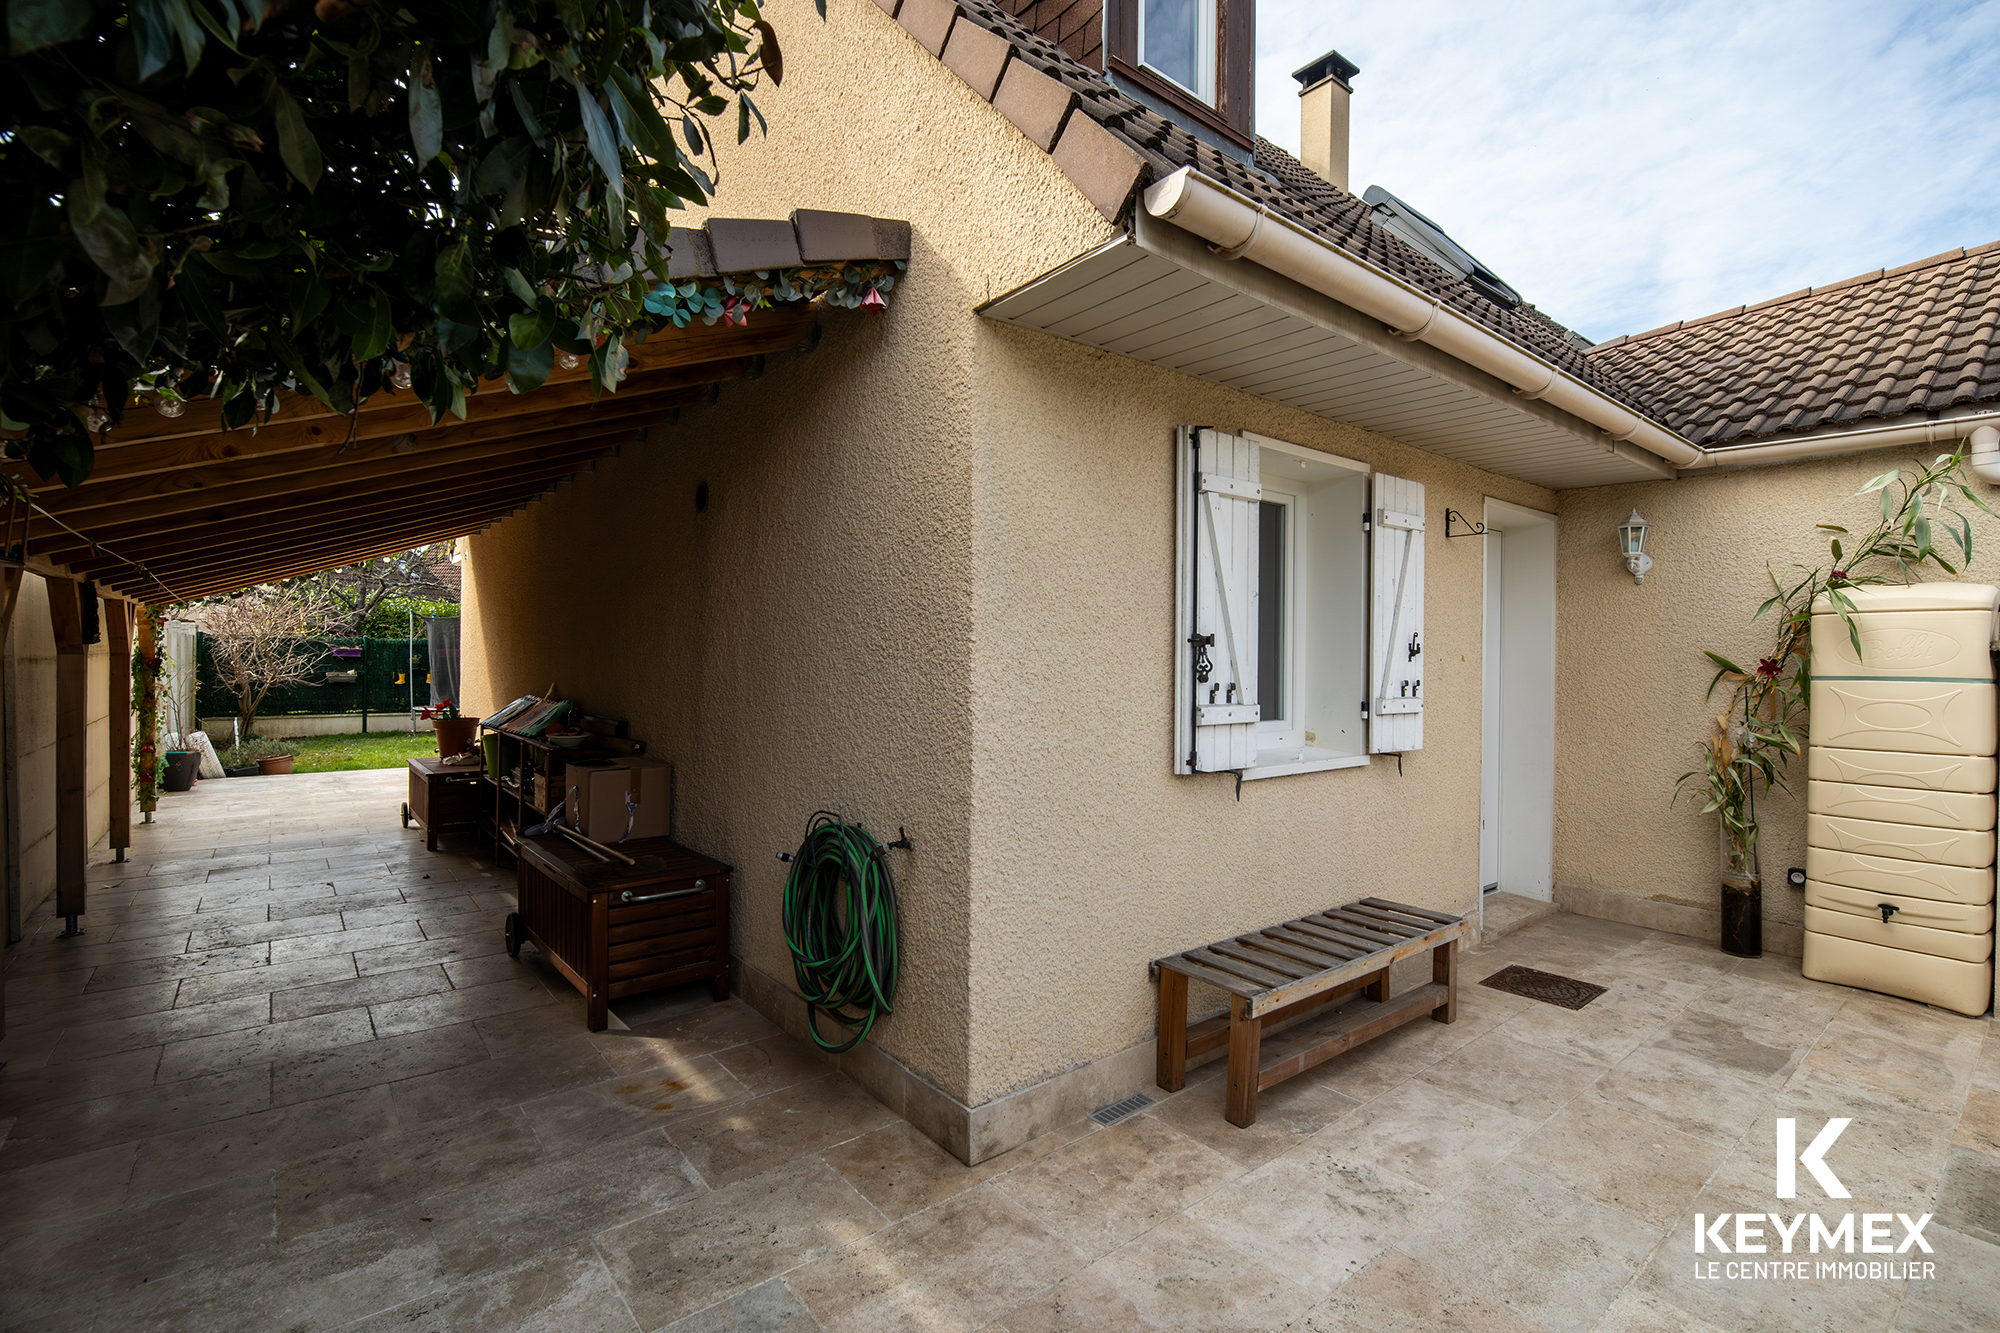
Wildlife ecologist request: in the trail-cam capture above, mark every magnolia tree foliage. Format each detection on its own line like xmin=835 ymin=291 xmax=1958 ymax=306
xmin=2 ymin=0 xmax=802 ymax=488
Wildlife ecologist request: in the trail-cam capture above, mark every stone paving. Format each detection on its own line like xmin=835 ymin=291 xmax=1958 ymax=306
xmin=1 ymin=769 xmax=1997 ymax=1331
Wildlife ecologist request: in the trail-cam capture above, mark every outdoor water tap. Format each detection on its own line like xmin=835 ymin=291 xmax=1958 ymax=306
xmin=1878 ymin=903 xmax=1901 ymax=924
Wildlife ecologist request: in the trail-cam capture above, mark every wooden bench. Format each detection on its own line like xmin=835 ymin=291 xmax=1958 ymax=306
xmin=1152 ymin=897 xmax=1468 ymax=1127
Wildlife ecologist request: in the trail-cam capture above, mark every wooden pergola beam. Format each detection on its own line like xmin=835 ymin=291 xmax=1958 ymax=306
xmin=104 ymin=462 xmax=611 ymax=601
xmin=29 ymin=389 xmax=689 ymax=530
xmin=161 ymin=507 xmax=554 ymax=600
xmin=8 ymin=303 xmax=813 ymax=463
xmin=107 ymin=454 xmax=611 ymax=594
xmin=61 ymin=459 xmax=606 ymax=582
xmin=31 ymin=414 xmax=672 ymax=557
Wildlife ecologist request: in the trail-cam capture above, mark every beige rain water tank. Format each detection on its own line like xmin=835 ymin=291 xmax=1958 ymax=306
xmin=1803 ymin=582 xmax=1997 ymax=1016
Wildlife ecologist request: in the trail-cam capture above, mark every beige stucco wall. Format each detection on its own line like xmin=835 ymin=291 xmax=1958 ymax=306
xmin=460 ymin=0 xmax=1556 ymax=1107
xmin=7 ymin=574 xmax=117 ymax=933
xmin=1553 ymin=449 xmax=2000 ymax=953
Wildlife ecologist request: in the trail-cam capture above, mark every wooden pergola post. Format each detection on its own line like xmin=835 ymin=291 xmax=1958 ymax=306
xmin=108 ymin=599 xmax=133 ymax=862
xmin=0 ymin=564 xmax=20 ymax=1037
xmin=48 ymin=579 xmax=88 ymax=936
xmin=135 ymin=607 xmax=159 ymax=823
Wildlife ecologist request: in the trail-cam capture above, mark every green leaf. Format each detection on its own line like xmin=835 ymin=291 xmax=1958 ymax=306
xmin=505 ymin=332 xmax=554 ymax=393
xmin=574 ymin=82 xmax=625 ymax=213
xmin=1701 ymin=650 xmax=1748 ymax=675
xmin=177 ymin=263 xmax=226 ymax=338
xmin=104 ymin=278 xmax=162 ymax=361
xmin=289 ymin=267 xmax=330 ymax=329
xmin=272 ymin=86 xmax=323 ymax=191
xmin=8 ymin=0 xmax=91 ymax=57
xmin=433 ymin=240 xmax=475 ymax=313
xmin=409 ymin=57 xmax=443 ymax=164
xmin=351 ymin=292 xmax=394 ymax=361
xmin=67 ymin=164 xmax=153 ymax=286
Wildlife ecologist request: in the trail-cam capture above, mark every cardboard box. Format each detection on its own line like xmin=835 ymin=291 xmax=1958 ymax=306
xmin=564 ymin=757 xmax=673 ymax=845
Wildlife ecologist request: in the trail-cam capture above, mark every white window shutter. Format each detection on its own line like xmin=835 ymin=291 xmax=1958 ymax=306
xmin=1369 ymin=473 xmax=1425 ymax=754
xmin=1175 ymin=428 xmax=1262 ymax=773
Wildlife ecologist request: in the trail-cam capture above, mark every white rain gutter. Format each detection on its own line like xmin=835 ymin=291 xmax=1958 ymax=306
xmin=1143 ymin=167 xmax=2000 ymax=480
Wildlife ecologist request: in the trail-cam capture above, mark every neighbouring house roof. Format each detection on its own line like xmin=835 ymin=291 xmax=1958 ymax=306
xmin=895 ymin=0 xmax=1654 ymax=417
xmin=1586 ymin=244 xmax=2000 ymax=448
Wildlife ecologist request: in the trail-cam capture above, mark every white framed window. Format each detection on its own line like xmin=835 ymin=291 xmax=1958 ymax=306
xmin=1138 ymin=0 xmax=1217 ymax=105
xmin=1174 ymin=427 xmax=1426 ymax=780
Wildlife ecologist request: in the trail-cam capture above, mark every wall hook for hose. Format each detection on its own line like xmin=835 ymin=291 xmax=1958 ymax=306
xmin=887 ymin=828 xmax=914 ymax=851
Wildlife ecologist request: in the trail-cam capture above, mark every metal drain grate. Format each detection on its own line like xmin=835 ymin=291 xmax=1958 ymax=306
xmin=1089 ymin=1093 xmax=1155 ymax=1127
xmin=1479 ymin=964 xmax=1607 ymax=1011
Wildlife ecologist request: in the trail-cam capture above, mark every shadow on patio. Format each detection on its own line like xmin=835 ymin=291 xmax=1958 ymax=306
xmin=1 ymin=770 xmax=1995 ymax=1331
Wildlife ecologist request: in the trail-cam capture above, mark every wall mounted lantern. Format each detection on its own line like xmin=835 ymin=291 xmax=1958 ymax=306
xmin=1618 ymin=509 xmax=1652 ymax=584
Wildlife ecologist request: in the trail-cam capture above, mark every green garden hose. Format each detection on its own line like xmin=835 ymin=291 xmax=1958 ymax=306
xmin=780 ymin=812 xmax=901 ymax=1053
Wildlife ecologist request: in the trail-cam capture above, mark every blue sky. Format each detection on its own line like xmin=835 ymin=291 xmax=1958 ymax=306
xmin=1254 ymin=1 xmax=2000 ymax=343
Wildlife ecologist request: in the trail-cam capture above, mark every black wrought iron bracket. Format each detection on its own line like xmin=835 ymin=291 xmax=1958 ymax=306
xmin=1443 ymin=508 xmax=1488 ymax=539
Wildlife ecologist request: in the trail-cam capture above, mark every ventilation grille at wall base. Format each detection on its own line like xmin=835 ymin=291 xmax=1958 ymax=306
xmin=1089 ymin=1093 xmax=1156 ymax=1127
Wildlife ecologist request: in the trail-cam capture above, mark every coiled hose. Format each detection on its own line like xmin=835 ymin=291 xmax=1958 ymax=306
xmin=780 ymin=812 xmax=900 ymax=1053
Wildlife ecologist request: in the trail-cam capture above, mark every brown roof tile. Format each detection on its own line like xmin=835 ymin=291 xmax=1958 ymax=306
xmin=1587 ymin=247 xmax=2000 ymax=446
xmin=936 ymin=0 xmax=1640 ymax=411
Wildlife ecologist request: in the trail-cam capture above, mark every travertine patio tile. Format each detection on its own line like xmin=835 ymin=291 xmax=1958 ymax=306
xmin=174 ymin=953 xmax=357 ymax=1009
xmin=1936 ymin=1146 xmax=2000 ymax=1245
xmin=658 ymin=1277 xmax=818 ymax=1332
xmin=125 ymin=1084 xmax=397 ymax=1204
xmin=1891 ymin=1221 xmax=2000 ymax=1333
xmin=387 ymin=1037 xmax=615 ymax=1123
xmin=369 ymin=976 xmax=558 ymax=1038
xmin=0 ymin=1040 xmax=169 ymax=1112
xmin=4 ymin=979 xmax=180 ymax=1034
xmin=1143 ymin=1062 xmax=1361 ymax=1170
xmin=0 ymin=1140 xmax=138 ymax=1240
xmin=1292 ymin=1247 xmax=1545 ymax=1333
xmin=186 ymin=910 xmax=347 ymax=952
xmin=1415 ymin=1027 xmax=1607 ymax=1121
xmin=1184 ymin=1138 xmax=1440 ymax=1296
xmin=156 ymin=1007 xmax=375 ymax=1082
xmin=1590 ymin=1041 xmax=1778 ymax=1145
xmin=1590 ymin=1285 xmax=1734 ymax=1333
xmin=271 ymin=962 xmax=451 ymax=1021
xmin=993 ymin=1112 xmax=1241 ymax=1261
xmin=349 ymin=929 xmax=503 ymax=973
xmin=790 ymin=1183 xmax=1083 ymax=1332
xmin=1683 ymin=973 xmax=1846 ymax=1044
xmin=994 ymin=1212 xmax=1313 ymax=1332
xmin=1648 ymin=1008 xmax=1806 ymax=1086
xmin=272 ymin=1020 xmax=487 ymax=1106
xmin=1315 ymin=1076 xmax=1539 ymax=1193
xmin=83 ymin=942 xmax=271 ymax=992
xmin=49 ymin=993 xmax=272 ymax=1063
xmin=668 ymin=1073 xmax=900 ymax=1188
xmin=0 ymin=1170 xmax=277 ymax=1325
xmin=87 ymin=1199 xmax=443 ymax=1332
xmin=350 ymin=1241 xmax=641 ymax=1333
xmin=1509 ymin=1094 xmax=1728 ymax=1227
xmin=1957 ymin=1086 xmax=2000 ymax=1158
xmin=276 ymin=1106 xmax=539 ymax=1239
xmin=591 ymin=1001 xmax=787 ymax=1074
xmin=594 ymin=1155 xmax=885 ymax=1329
xmin=271 ymin=920 xmax=427 ymax=964
xmin=1398 ymin=1162 xmax=1661 ymax=1332
xmin=1802 ymin=1024 xmax=1976 ymax=1115
xmin=517 ymin=1058 xmax=752 ymax=1153
xmin=426 ymin=1128 xmax=707 ymax=1278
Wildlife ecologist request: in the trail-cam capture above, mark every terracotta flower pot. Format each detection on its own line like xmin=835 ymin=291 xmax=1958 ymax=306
xmin=433 ymin=718 xmax=479 ymax=757
xmin=257 ymin=754 xmax=295 ymax=775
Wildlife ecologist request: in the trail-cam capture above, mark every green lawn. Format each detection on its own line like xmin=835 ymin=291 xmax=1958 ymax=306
xmin=277 ymin=731 xmax=441 ymax=773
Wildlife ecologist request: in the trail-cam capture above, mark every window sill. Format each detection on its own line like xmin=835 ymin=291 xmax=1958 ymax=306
xmin=1240 ymin=747 xmax=1370 ymax=781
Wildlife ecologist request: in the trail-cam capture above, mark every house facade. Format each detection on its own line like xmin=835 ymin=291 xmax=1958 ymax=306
xmin=457 ymin=0 xmax=2000 ymax=1161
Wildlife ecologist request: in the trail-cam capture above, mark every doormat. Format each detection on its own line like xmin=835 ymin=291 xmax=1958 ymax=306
xmin=1479 ymin=964 xmax=1606 ymax=1010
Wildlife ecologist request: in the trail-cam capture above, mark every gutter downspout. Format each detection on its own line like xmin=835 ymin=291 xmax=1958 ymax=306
xmin=1143 ymin=168 xmax=2000 ymax=478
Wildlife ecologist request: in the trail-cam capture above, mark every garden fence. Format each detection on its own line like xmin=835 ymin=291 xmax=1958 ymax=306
xmin=194 ymin=634 xmax=435 ymax=727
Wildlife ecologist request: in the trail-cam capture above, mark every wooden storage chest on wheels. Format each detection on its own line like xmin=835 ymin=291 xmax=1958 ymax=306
xmin=509 ymin=835 xmax=732 ymax=1031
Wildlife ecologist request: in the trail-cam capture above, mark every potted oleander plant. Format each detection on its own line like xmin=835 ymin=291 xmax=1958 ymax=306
xmin=1680 ymin=449 xmax=1994 ymax=957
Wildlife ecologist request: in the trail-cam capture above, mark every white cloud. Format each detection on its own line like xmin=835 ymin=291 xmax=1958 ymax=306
xmin=1255 ymin=0 xmax=2000 ymax=341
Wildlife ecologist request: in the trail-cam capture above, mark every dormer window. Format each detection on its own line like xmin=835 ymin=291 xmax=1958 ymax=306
xmin=1139 ymin=0 xmax=1216 ymax=104
xmin=1107 ymin=0 xmax=1253 ymax=154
